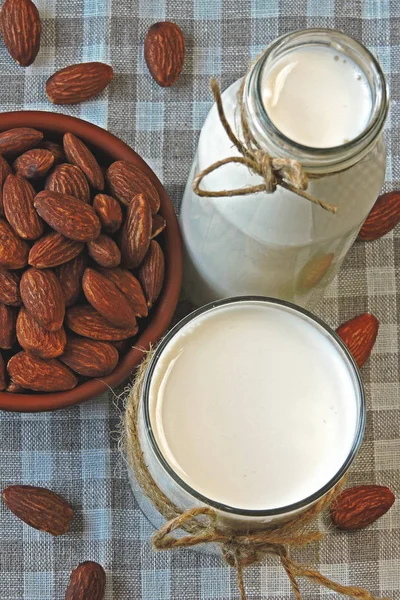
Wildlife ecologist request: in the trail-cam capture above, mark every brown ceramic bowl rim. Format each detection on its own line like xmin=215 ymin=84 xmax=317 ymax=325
xmin=0 ymin=111 xmax=183 ymax=412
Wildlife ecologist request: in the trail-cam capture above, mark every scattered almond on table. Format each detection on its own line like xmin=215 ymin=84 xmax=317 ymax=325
xmin=358 ymin=191 xmax=400 ymax=241
xmin=65 ymin=561 xmax=106 ymax=600
xmin=336 ymin=313 xmax=379 ymax=369
xmin=144 ymin=21 xmax=185 ymax=87
xmin=331 ymin=485 xmax=395 ymax=530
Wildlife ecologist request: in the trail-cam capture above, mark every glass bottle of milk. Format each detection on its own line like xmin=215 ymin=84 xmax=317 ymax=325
xmin=181 ymin=29 xmax=388 ymax=308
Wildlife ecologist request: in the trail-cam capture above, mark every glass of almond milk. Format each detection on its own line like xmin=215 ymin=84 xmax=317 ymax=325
xmin=129 ymin=297 xmax=365 ymax=538
xmin=181 ymin=29 xmax=388 ymax=308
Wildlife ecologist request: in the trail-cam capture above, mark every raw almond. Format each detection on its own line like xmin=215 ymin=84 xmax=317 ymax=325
xmin=38 ymin=140 xmax=65 ymax=165
xmin=17 ymin=307 xmax=66 ymax=359
xmin=0 ymin=155 xmax=12 ymax=216
xmin=120 ymin=193 xmax=152 ymax=268
xmin=0 ymin=218 xmax=29 ymax=269
xmin=106 ymin=160 xmax=160 ymax=213
xmin=66 ymin=305 xmax=138 ymax=341
xmin=65 ymin=561 xmax=106 ymax=600
xmin=0 ymin=127 xmax=43 ymax=156
xmin=7 ymin=351 xmax=77 ymax=392
xmin=336 ymin=313 xmax=379 ymax=368
xmin=55 ymin=253 xmax=86 ymax=307
xmin=331 ymin=485 xmax=395 ymax=531
xmin=93 ymin=193 xmax=122 ymax=233
xmin=144 ymin=21 xmax=185 ymax=87
xmin=0 ymin=0 xmax=41 ymax=66
xmin=138 ymin=240 xmax=165 ymax=308
xmin=297 ymin=253 xmax=334 ymax=291
xmin=46 ymin=62 xmax=113 ymax=105
xmin=151 ymin=213 xmax=166 ymax=238
xmin=20 ymin=267 xmax=65 ymax=332
xmin=358 ymin=192 xmax=400 ymax=241
xmin=0 ymin=302 xmax=16 ymax=349
xmin=2 ymin=485 xmax=74 ymax=535
xmin=34 ymin=190 xmax=101 ymax=242
xmin=29 ymin=232 xmax=84 ymax=269
xmin=82 ymin=268 xmax=137 ymax=329
xmin=0 ymin=352 xmax=5 ymax=390
xmin=98 ymin=267 xmax=148 ymax=317
xmin=3 ymin=174 xmax=43 ymax=240
xmin=63 ymin=133 xmax=104 ymax=190
xmin=60 ymin=337 xmax=118 ymax=377
xmin=0 ymin=268 xmax=21 ymax=306
xmin=87 ymin=234 xmax=121 ymax=268
xmin=45 ymin=163 xmax=90 ymax=204
xmin=13 ymin=149 xmax=54 ymax=179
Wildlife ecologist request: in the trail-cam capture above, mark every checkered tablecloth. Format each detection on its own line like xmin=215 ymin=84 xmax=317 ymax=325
xmin=0 ymin=1 xmax=399 ymax=598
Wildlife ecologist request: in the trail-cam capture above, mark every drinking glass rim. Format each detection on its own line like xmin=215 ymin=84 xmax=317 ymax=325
xmin=141 ymin=296 xmax=366 ymax=517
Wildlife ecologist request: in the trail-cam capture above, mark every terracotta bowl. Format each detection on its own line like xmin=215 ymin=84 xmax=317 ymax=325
xmin=0 ymin=111 xmax=183 ymax=412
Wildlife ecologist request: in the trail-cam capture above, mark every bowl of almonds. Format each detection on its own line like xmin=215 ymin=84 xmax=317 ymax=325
xmin=0 ymin=111 xmax=182 ymax=411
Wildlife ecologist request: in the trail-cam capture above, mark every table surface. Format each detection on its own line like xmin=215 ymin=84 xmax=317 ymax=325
xmin=0 ymin=1 xmax=399 ymax=599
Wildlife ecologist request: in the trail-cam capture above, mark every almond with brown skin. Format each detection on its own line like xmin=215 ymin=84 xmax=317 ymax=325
xmin=87 ymin=234 xmax=121 ymax=268
xmin=17 ymin=307 xmax=66 ymax=359
xmin=0 ymin=218 xmax=29 ymax=269
xmin=336 ymin=313 xmax=379 ymax=368
xmin=38 ymin=140 xmax=65 ymax=165
xmin=120 ymin=193 xmax=152 ymax=268
xmin=98 ymin=267 xmax=148 ymax=317
xmin=82 ymin=268 xmax=137 ymax=329
xmin=13 ymin=149 xmax=54 ymax=179
xmin=3 ymin=174 xmax=43 ymax=240
xmin=0 ymin=0 xmax=41 ymax=66
xmin=151 ymin=213 xmax=166 ymax=238
xmin=66 ymin=305 xmax=138 ymax=341
xmin=45 ymin=163 xmax=90 ymax=204
xmin=358 ymin=192 xmax=400 ymax=241
xmin=144 ymin=21 xmax=185 ymax=87
xmin=0 ymin=127 xmax=43 ymax=156
xmin=0 ymin=268 xmax=21 ymax=306
xmin=60 ymin=337 xmax=118 ymax=377
xmin=65 ymin=561 xmax=106 ymax=600
xmin=8 ymin=351 xmax=77 ymax=392
xmin=2 ymin=485 xmax=74 ymax=535
xmin=138 ymin=240 xmax=165 ymax=308
xmin=106 ymin=160 xmax=160 ymax=213
xmin=0 ymin=302 xmax=16 ymax=349
xmin=5 ymin=380 xmax=24 ymax=393
xmin=34 ymin=190 xmax=101 ymax=242
xmin=63 ymin=133 xmax=104 ymax=190
xmin=46 ymin=62 xmax=113 ymax=105
xmin=93 ymin=193 xmax=122 ymax=233
xmin=20 ymin=267 xmax=65 ymax=332
xmin=0 ymin=352 xmax=6 ymax=390
xmin=0 ymin=155 xmax=12 ymax=216
xmin=29 ymin=232 xmax=84 ymax=269
xmin=331 ymin=485 xmax=395 ymax=531
xmin=55 ymin=253 xmax=86 ymax=307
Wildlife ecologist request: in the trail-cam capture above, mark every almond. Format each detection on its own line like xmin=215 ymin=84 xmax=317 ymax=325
xmin=0 ymin=127 xmax=43 ymax=156
xmin=144 ymin=21 xmax=185 ymax=87
xmin=5 ymin=380 xmax=24 ymax=393
xmin=82 ymin=268 xmax=137 ymax=329
xmin=13 ymin=149 xmax=54 ymax=179
xmin=3 ymin=174 xmax=43 ymax=240
xmin=297 ymin=253 xmax=334 ymax=291
xmin=0 ymin=218 xmax=29 ymax=269
xmin=120 ymin=193 xmax=152 ymax=268
xmin=0 ymin=302 xmax=16 ymax=349
xmin=38 ymin=140 xmax=65 ymax=165
xmin=45 ymin=163 xmax=90 ymax=204
xmin=93 ymin=193 xmax=122 ymax=233
xmin=7 ymin=351 xmax=77 ymax=392
xmin=98 ymin=267 xmax=148 ymax=317
xmin=34 ymin=190 xmax=101 ymax=242
xmin=0 ymin=268 xmax=21 ymax=306
xmin=66 ymin=305 xmax=138 ymax=341
xmin=60 ymin=336 xmax=118 ymax=377
xmin=87 ymin=234 xmax=121 ymax=268
xmin=138 ymin=240 xmax=165 ymax=308
xmin=63 ymin=133 xmax=104 ymax=190
xmin=336 ymin=313 xmax=379 ymax=368
xmin=358 ymin=192 xmax=400 ymax=241
xmin=2 ymin=485 xmax=74 ymax=535
xmin=0 ymin=155 xmax=12 ymax=216
xmin=331 ymin=485 xmax=395 ymax=531
xmin=0 ymin=352 xmax=6 ymax=390
xmin=0 ymin=0 xmax=40 ymax=66
xmin=17 ymin=307 xmax=66 ymax=359
xmin=106 ymin=160 xmax=160 ymax=213
xmin=151 ymin=213 xmax=166 ymax=238
xmin=46 ymin=62 xmax=113 ymax=105
xmin=20 ymin=267 xmax=65 ymax=332
xmin=65 ymin=561 xmax=106 ymax=600
xmin=55 ymin=253 xmax=86 ymax=307
xmin=29 ymin=232 xmax=84 ymax=269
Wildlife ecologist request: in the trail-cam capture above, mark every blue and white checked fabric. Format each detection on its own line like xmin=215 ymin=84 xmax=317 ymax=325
xmin=0 ymin=1 xmax=399 ymax=598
